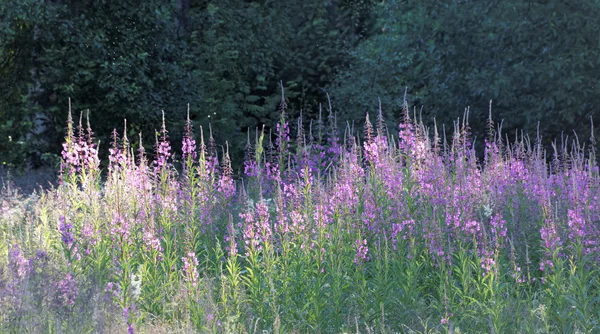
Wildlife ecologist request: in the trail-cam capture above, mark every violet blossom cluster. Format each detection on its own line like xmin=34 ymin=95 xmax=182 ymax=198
xmin=59 ymin=216 xmax=75 ymax=247
xmin=354 ymin=238 xmax=370 ymax=264
xmin=540 ymin=218 xmax=562 ymax=255
xmin=182 ymin=251 xmax=200 ymax=289
xmin=182 ymin=137 xmax=197 ymax=163
xmin=241 ymin=201 xmax=272 ymax=255
xmin=8 ymin=244 xmax=30 ymax=279
xmin=53 ymin=273 xmax=78 ymax=308
xmin=391 ymin=219 xmax=415 ymax=249
xmin=224 ymin=221 xmax=238 ymax=257
xmin=489 ymin=213 xmax=507 ymax=246
xmin=182 ymin=108 xmax=197 ymax=163
xmin=110 ymin=213 xmax=131 ymax=243
xmin=218 ymin=150 xmax=236 ymax=198
xmin=480 ymin=251 xmax=496 ymax=276
xmin=154 ymin=137 xmax=172 ymax=174
xmin=61 ymin=112 xmax=100 ymax=175
xmin=108 ymin=129 xmax=129 ymax=172
xmin=567 ymin=209 xmax=586 ymax=242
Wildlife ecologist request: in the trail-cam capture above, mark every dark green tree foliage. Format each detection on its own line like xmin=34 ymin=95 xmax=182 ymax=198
xmin=0 ymin=1 xmax=51 ymax=167
xmin=1 ymin=0 xmax=377 ymax=169
xmin=330 ymin=0 xmax=600 ymax=148
xmin=184 ymin=0 xmax=377 ymax=163
xmin=1 ymin=0 xmax=197 ymax=167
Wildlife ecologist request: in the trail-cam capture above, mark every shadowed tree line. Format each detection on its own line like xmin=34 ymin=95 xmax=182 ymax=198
xmin=1 ymin=0 xmax=599 ymax=171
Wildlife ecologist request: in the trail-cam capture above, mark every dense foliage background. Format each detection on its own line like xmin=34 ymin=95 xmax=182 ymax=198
xmin=1 ymin=0 xmax=599 ymax=169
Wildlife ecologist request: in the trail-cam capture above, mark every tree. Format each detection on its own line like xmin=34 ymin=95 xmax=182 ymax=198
xmin=329 ymin=0 xmax=600 ymax=149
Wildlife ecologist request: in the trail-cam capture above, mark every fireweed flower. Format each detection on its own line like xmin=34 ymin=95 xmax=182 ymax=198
xmin=354 ymin=238 xmax=370 ymax=264
xmin=540 ymin=218 xmax=561 ymax=255
xmin=81 ymin=222 xmax=98 ymax=247
xmin=423 ymin=227 xmax=445 ymax=260
xmin=58 ymin=106 xmax=99 ymax=176
xmin=83 ymin=110 xmax=100 ymax=169
xmin=182 ymin=136 xmax=197 ymax=162
xmin=182 ymin=106 xmax=197 ymax=163
xmin=154 ymin=135 xmax=172 ymax=174
xmin=8 ymin=244 xmax=30 ymax=279
xmin=78 ymin=141 xmax=100 ymax=171
xmin=218 ymin=172 xmax=235 ymax=198
xmin=153 ymin=111 xmax=172 ymax=174
xmin=265 ymin=161 xmax=281 ymax=182
xmin=567 ymin=209 xmax=586 ymax=242
xmin=123 ymin=305 xmax=138 ymax=334
xmin=361 ymin=196 xmax=381 ymax=232
xmin=241 ymin=201 xmax=272 ymax=255
xmin=464 ymin=220 xmax=481 ymax=236
xmin=54 ymin=273 xmax=78 ymax=308
xmin=142 ymin=228 xmax=163 ymax=254
xmin=61 ymin=101 xmax=78 ymax=175
xmin=539 ymin=259 xmax=555 ymax=273
xmin=489 ymin=213 xmax=507 ymax=246
xmin=218 ymin=144 xmax=236 ymax=198
xmin=313 ymin=203 xmax=333 ymax=227
xmin=398 ymin=107 xmax=416 ymax=154
xmin=110 ymin=213 xmax=131 ymax=242
xmin=68 ymin=111 xmax=100 ymax=172
xmin=288 ymin=209 xmax=306 ymax=237
xmin=363 ymin=135 xmax=388 ymax=168
xmin=275 ymin=121 xmax=290 ymax=151
xmin=182 ymin=251 xmax=200 ymax=289
xmin=108 ymin=129 xmax=128 ymax=172
xmin=244 ymin=159 xmax=259 ymax=178
xmin=61 ymin=139 xmax=80 ymax=175
xmin=391 ymin=220 xmax=415 ymax=249
xmin=330 ymin=151 xmax=363 ymax=214
xmin=59 ymin=216 xmax=75 ymax=247
xmin=224 ymin=220 xmax=238 ymax=257
xmin=480 ymin=250 xmax=496 ymax=276
xmin=104 ymin=282 xmax=122 ymax=301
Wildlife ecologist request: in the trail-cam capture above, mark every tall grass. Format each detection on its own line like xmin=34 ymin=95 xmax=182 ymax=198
xmin=1 ymin=97 xmax=599 ymax=333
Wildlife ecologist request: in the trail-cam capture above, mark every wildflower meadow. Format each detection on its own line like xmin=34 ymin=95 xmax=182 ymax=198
xmin=1 ymin=94 xmax=600 ymax=333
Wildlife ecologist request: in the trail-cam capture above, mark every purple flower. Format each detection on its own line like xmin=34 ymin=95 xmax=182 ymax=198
xmin=182 ymin=107 xmax=197 ymax=163
xmin=8 ymin=244 xmax=30 ymax=279
xmin=110 ymin=213 xmax=131 ymax=242
xmin=142 ymin=229 xmax=163 ymax=254
xmin=391 ymin=220 xmax=415 ymax=249
xmin=108 ymin=128 xmax=130 ymax=172
xmin=567 ymin=209 xmax=586 ymax=241
xmin=154 ymin=140 xmax=172 ymax=173
xmin=182 ymin=251 xmax=200 ymax=288
xmin=480 ymin=253 xmax=496 ymax=276
xmin=490 ymin=213 xmax=507 ymax=247
xmin=539 ymin=259 xmax=554 ymax=273
xmin=354 ymin=238 xmax=370 ymax=264
xmin=241 ymin=201 xmax=272 ymax=254
xmin=464 ymin=220 xmax=481 ymax=236
xmin=59 ymin=216 xmax=75 ymax=246
xmin=54 ymin=273 xmax=78 ymax=308
xmin=540 ymin=218 xmax=561 ymax=255
xmin=182 ymin=137 xmax=197 ymax=162
xmin=224 ymin=221 xmax=238 ymax=257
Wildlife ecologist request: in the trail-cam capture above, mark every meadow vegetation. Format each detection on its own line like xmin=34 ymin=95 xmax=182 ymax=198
xmin=1 ymin=95 xmax=599 ymax=333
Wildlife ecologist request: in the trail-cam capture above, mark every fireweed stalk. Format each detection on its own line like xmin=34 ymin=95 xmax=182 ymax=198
xmin=240 ymin=197 xmax=273 ymax=323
